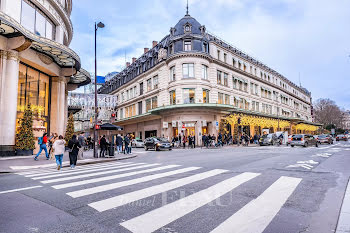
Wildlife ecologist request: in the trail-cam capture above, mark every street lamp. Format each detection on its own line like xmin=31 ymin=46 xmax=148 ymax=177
xmin=94 ymin=21 xmax=105 ymax=158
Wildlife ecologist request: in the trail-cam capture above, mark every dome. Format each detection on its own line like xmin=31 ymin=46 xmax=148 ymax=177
xmin=173 ymin=15 xmax=202 ymax=36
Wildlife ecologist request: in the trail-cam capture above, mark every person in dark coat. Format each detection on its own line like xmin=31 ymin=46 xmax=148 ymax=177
xmin=115 ymin=134 xmax=123 ymax=154
xmin=68 ymin=135 xmax=81 ymax=168
xmin=124 ymin=134 xmax=130 ymax=154
xmin=99 ymin=135 xmax=107 ymax=157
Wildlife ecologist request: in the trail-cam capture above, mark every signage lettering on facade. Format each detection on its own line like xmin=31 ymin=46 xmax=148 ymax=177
xmin=172 ymin=121 xmax=177 ymax=127
xmin=163 ymin=122 xmax=168 ymax=128
xmin=202 ymin=120 xmax=207 ymax=127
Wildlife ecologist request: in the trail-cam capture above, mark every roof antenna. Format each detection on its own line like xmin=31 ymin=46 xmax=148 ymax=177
xmin=186 ymin=0 xmax=189 ymax=16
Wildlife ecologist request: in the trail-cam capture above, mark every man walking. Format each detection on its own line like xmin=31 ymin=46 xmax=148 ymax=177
xmin=34 ymin=132 xmax=49 ymax=160
xmin=78 ymin=132 xmax=85 ymax=159
xmin=99 ymin=135 xmax=107 ymax=157
xmin=116 ymin=134 xmax=123 ymax=154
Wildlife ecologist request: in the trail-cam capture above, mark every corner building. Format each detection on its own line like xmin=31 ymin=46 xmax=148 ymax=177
xmin=0 ymin=0 xmax=90 ymax=155
xmin=99 ymin=12 xmax=318 ymax=145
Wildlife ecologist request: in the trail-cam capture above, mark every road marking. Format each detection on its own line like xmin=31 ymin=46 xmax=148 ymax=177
xmin=286 ymin=164 xmax=313 ymax=169
xmin=312 ymin=153 xmax=331 ymax=158
xmin=297 ymin=160 xmax=319 ymax=165
xmin=0 ymin=185 xmax=43 ymax=194
xmin=336 ymin=178 xmax=350 ymax=233
xmin=210 ymin=176 xmax=301 ymax=233
xmin=53 ymin=164 xmax=183 ymax=190
xmin=40 ymin=164 xmax=161 ymax=184
xmin=19 ymin=161 xmax=128 ymax=176
xmin=9 ymin=159 xmax=100 ymax=170
xmin=30 ymin=163 xmax=140 ymax=180
xmin=67 ymin=166 xmax=200 ymax=198
xmin=89 ymin=169 xmax=228 ymax=212
xmin=120 ymin=172 xmax=260 ymax=233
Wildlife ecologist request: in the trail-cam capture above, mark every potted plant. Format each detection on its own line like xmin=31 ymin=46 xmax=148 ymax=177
xmin=15 ymin=104 xmax=35 ymax=155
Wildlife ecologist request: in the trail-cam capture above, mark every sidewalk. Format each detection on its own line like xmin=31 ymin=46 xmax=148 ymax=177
xmin=0 ymin=150 xmax=136 ymax=173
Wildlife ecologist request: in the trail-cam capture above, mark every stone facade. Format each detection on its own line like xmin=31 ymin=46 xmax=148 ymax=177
xmin=0 ymin=0 xmax=90 ymax=155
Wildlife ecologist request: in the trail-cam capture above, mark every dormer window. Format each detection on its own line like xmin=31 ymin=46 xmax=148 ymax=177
xmin=184 ymin=23 xmax=192 ymax=33
xmin=184 ymin=40 xmax=192 ymax=51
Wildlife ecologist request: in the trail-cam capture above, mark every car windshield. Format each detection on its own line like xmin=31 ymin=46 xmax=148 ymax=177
xmin=155 ymin=137 xmax=168 ymax=142
xmin=319 ymin=135 xmax=327 ymax=138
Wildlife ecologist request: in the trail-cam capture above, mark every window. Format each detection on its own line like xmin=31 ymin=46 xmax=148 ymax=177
xmin=21 ymin=1 xmax=35 ymax=32
xmin=139 ymin=82 xmax=144 ymax=95
xmin=184 ymin=40 xmax=192 ymax=51
xmin=217 ymin=50 xmax=220 ymax=60
xmin=223 ymin=73 xmax=228 ymax=86
xmin=182 ymin=63 xmax=194 ymax=78
xmin=146 ymin=96 xmax=158 ymax=112
xmin=138 ymin=101 xmax=142 ymax=115
xmin=152 ymin=96 xmax=157 ymax=109
xmin=238 ymin=62 xmax=241 ymax=69
xmin=233 ymin=58 xmax=236 ymax=67
xmin=21 ymin=0 xmax=55 ymax=40
xmin=232 ymin=77 xmax=237 ymax=89
xmin=146 ymin=99 xmax=152 ymax=112
xmin=202 ymin=42 xmax=208 ymax=53
xmin=185 ymin=25 xmax=190 ymax=32
xmin=217 ymin=70 xmax=222 ymax=84
xmin=183 ymin=89 xmax=195 ymax=104
xmin=147 ymin=78 xmax=152 ymax=92
xmin=120 ymin=108 xmax=124 ymax=119
xmin=170 ymin=90 xmax=176 ymax=105
xmin=225 ymin=94 xmax=230 ymax=105
xmin=153 ymin=75 xmax=159 ymax=89
xmin=224 ymin=53 xmax=227 ymax=63
xmin=201 ymin=65 xmax=208 ymax=80
xmin=170 ymin=66 xmax=176 ymax=82
xmin=203 ymin=89 xmax=209 ymax=103
xmin=218 ymin=93 xmax=224 ymax=104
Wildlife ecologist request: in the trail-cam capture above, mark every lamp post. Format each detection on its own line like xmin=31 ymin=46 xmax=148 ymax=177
xmin=94 ymin=21 xmax=105 ymax=158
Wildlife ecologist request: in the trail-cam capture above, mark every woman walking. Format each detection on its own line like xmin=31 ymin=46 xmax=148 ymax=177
xmin=52 ymin=135 xmax=65 ymax=170
xmin=68 ymin=135 xmax=81 ymax=169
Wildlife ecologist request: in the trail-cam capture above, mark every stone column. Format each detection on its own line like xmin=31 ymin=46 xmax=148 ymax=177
xmin=195 ymin=120 xmax=202 ymax=146
xmin=50 ymin=77 xmax=68 ymax=136
xmin=0 ymin=50 xmax=20 ymax=155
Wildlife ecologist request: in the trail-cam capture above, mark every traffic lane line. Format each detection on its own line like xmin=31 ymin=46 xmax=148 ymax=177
xmin=0 ymin=185 xmax=42 ymax=194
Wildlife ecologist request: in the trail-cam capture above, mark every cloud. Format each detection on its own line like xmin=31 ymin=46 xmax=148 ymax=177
xmin=70 ymin=0 xmax=350 ymax=109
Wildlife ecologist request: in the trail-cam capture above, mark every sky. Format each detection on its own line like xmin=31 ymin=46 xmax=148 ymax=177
xmin=70 ymin=0 xmax=350 ymax=109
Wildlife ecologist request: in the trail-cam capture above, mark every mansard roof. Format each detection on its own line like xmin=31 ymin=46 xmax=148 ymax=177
xmin=173 ymin=14 xmax=202 ymax=36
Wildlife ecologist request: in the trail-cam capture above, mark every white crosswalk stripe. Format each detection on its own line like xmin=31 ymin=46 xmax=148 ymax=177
xmin=16 ymin=161 xmax=304 ymax=233
xmin=89 ymin=169 xmax=228 ymax=212
xmin=67 ymin=166 xmax=199 ymax=198
xmin=210 ymin=176 xmax=302 ymax=233
xmin=30 ymin=162 xmax=141 ymax=180
xmin=40 ymin=163 xmax=161 ymax=184
xmin=120 ymin=172 xmax=260 ymax=233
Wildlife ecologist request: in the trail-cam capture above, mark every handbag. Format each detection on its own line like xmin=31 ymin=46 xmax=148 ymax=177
xmin=68 ymin=143 xmax=75 ymax=153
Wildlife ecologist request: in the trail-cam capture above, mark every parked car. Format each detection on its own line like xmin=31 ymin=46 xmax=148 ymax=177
xmin=144 ymin=137 xmax=172 ymax=151
xmin=318 ymin=134 xmax=333 ymax=144
xmin=336 ymin=135 xmax=348 ymax=141
xmin=287 ymin=135 xmax=293 ymax=146
xmin=259 ymin=133 xmax=280 ymax=146
xmin=131 ymin=139 xmax=144 ymax=148
xmin=290 ymin=134 xmax=319 ymax=147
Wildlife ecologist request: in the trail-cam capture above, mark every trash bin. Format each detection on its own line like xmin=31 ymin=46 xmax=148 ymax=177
xmin=108 ymin=144 xmax=115 ymax=157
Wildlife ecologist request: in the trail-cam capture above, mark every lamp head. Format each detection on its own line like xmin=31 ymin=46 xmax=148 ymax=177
xmin=97 ymin=22 xmax=105 ymax=28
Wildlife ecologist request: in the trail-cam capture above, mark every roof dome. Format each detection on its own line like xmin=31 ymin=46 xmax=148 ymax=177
xmin=172 ymin=15 xmax=202 ymax=36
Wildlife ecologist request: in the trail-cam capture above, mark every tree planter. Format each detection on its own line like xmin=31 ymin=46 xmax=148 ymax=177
xmin=16 ymin=149 xmax=33 ymax=156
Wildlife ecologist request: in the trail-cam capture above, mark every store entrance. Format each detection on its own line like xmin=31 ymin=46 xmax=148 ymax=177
xmin=184 ymin=127 xmax=195 ymax=137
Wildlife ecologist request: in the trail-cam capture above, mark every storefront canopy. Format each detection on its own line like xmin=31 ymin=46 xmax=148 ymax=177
xmin=99 ymin=123 xmax=122 ymax=130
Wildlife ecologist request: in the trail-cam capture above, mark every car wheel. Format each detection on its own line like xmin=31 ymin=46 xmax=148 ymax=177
xmin=144 ymin=146 xmax=148 ymax=151
xmin=291 ymin=145 xmax=295 ymax=147
xmin=169 ymin=148 xmax=172 ymax=151
xmin=304 ymin=142 xmax=308 ymax=147
xmin=316 ymin=142 xmax=319 ymax=147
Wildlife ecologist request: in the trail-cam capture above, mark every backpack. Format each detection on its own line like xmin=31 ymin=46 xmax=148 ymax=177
xmin=38 ymin=137 xmax=43 ymax=145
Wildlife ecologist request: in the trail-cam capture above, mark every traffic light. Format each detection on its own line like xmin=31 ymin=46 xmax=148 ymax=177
xmin=95 ymin=125 xmax=100 ymax=130
xmin=111 ymin=113 xmax=116 ymax=117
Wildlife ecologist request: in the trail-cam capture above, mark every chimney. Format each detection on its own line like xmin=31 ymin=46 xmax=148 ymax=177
xmin=126 ymin=62 xmax=130 ymax=67
xmin=132 ymin=57 xmax=137 ymax=63
xmin=152 ymin=41 xmax=158 ymax=48
xmin=144 ymin=48 xmax=149 ymax=53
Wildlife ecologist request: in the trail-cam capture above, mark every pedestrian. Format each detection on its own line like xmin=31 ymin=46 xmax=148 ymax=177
xmin=78 ymin=132 xmax=85 ymax=159
xmin=100 ymin=135 xmax=107 ymax=157
xmin=49 ymin=133 xmax=58 ymax=160
xmin=34 ymin=132 xmax=49 ymax=160
xmin=116 ymin=134 xmax=123 ymax=154
xmin=253 ymin=134 xmax=258 ymax=144
xmin=52 ymin=135 xmax=65 ymax=170
xmin=124 ymin=134 xmax=130 ymax=154
xmin=202 ymin=134 xmax=207 ymax=148
xmin=182 ymin=135 xmax=186 ymax=148
xmin=48 ymin=133 xmax=55 ymax=155
xmin=68 ymin=135 xmax=81 ymax=169
xmin=193 ymin=134 xmax=196 ymax=148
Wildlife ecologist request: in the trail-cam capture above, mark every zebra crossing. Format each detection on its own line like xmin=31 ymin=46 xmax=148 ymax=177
xmin=17 ymin=161 xmax=303 ymax=233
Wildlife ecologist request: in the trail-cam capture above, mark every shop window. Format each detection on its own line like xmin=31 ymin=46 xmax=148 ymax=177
xmin=182 ymin=63 xmax=194 ymax=78
xmin=183 ymin=89 xmax=195 ymax=104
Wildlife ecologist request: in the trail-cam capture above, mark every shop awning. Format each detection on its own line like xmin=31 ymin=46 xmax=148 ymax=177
xmin=99 ymin=123 xmax=122 ymax=130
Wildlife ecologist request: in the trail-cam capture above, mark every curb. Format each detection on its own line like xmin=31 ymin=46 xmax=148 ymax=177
xmin=0 ymin=155 xmax=137 ymax=174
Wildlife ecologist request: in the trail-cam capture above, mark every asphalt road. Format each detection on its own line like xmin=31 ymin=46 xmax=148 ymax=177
xmin=1 ymin=141 xmax=350 ymax=233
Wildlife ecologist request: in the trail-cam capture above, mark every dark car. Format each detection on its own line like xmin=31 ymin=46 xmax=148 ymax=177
xmin=144 ymin=137 xmax=172 ymax=151
xmin=318 ymin=134 xmax=333 ymax=144
xmin=259 ymin=133 xmax=280 ymax=146
xmin=336 ymin=135 xmax=348 ymax=141
xmin=290 ymin=134 xmax=319 ymax=147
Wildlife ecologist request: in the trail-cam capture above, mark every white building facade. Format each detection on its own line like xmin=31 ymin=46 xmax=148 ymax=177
xmin=99 ymin=13 xmax=317 ymax=145
xmin=0 ymin=0 xmax=90 ymax=155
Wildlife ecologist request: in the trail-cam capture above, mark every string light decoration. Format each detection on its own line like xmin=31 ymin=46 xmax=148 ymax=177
xmin=224 ymin=113 xmax=290 ymax=129
xmin=295 ymin=123 xmax=318 ymax=132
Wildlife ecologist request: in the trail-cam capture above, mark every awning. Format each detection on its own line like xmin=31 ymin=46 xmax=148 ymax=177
xmin=99 ymin=123 xmax=122 ymax=130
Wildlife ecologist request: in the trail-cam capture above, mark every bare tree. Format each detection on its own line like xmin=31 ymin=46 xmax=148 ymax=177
xmin=313 ymin=98 xmax=344 ymax=128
